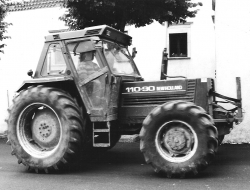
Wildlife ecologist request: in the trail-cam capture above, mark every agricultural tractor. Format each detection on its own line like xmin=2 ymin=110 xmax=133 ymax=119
xmin=6 ymin=25 xmax=243 ymax=178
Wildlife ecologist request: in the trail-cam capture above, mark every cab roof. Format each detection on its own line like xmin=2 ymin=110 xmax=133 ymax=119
xmin=45 ymin=25 xmax=132 ymax=46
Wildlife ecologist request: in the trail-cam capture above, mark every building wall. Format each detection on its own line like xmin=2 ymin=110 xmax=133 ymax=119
xmin=126 ymin=0 xmax=216 ymax=81
xmin=0 ymin=7 xmax=66 ymax=134
xmin=167 ymin=0 xmax=216 ymax=79
xmin=215 ymin=0 xmax=250 ymax=143
xmin=126 ymin=22 xmax=166 ymax=81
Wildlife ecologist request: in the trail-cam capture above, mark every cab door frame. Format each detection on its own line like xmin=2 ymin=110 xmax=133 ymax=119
xmin=63 ymin=40 xmax=116 ymax=122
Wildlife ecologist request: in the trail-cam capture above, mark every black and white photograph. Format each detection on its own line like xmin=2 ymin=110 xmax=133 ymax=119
xmin=1 ymin=0 xmax=250 ymax=189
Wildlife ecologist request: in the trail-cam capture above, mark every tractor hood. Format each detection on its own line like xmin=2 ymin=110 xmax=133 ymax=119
xmin=119 ymin=79 xmax=197 ymax=124
xmin=120 ymin=79 xmax=196 ymax=107
xmin=121 ymin=80 xmax=187 ymax=95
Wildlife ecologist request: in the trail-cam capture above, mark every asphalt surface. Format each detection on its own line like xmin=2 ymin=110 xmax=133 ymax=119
xmin=1 ymin=138 xmax=250 ymax=190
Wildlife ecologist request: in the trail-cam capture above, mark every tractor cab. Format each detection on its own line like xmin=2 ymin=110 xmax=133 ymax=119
xmin=29 ymin=25 xmax=143 ymax=122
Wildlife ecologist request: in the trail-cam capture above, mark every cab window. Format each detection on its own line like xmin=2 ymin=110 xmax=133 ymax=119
xmin=103 ymin=41 xmax=138 ymax=76
xmin=67 ymin=41 xmax=103 ymax=80
xmin=41 ymin=43 xmax=67 ymax=76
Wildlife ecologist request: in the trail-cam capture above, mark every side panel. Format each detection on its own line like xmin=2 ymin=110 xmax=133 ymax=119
xmin=122 ymin=80 xmax=187 ymax=94
xmin=119 ymin=79 xmax=197 ymax=124
xmin=107 ymin=77 xmax=122 ymax=120
xmin=194 ymin=78 xmax=214 ymax=113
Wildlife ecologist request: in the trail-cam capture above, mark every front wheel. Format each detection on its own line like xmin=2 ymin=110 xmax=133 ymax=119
xmin=139 ymin=101 xmax=218 ymax=178
xmin=218 ymin=135 xmax=225 ymax=145
xmin=7 ymin=86 xmax=85 ymax=173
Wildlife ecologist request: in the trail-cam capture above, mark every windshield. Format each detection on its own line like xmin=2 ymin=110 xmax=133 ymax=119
xmin=103 ymin=41 xmax=139 ymax=76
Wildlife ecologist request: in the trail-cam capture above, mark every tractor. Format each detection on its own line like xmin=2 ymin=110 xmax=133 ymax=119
xmin=6 ymin=25 xmax=243 ymax=178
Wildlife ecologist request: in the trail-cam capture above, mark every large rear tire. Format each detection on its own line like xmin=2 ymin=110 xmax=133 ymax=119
xmin=7 ymin=86 xmax=85 ymax=173
xmin=139 ymin=101 xmax=218 ymax=178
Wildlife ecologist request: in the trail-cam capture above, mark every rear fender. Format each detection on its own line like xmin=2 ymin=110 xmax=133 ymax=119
xmin=15 ymin=76 xmax=90 ymax=115
xmin=17 ymin=76 xmax=74 ymax=92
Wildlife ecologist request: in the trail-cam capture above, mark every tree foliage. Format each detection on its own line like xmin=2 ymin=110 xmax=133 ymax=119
xmin=0 ymin=0 xmax=11 ymax=55
xmin=60 ymin=0 xmax=202 ymax=32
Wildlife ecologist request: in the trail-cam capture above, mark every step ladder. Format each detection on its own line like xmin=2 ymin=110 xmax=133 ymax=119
xmin=93 ymin=122 xmax=110 ymax=147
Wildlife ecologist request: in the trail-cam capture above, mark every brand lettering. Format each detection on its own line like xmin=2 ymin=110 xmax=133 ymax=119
xmin=156 ymin=85 xmax=182 ymax=91
xmin=125 ymin=85 xmax=183 ymax=93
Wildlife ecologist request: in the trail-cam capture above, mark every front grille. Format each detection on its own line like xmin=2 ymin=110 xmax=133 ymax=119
xmin=85 ymin=29 xmax=102 ymax=36
xmin=122 ymin=79 xmax=196 ymax=106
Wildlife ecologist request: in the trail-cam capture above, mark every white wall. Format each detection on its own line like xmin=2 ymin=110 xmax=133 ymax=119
xmin=0 ymin=7 xmax=66 ymax=134
xmin=126 ymin=22 xmax=166 ymax=81
xmin=126 ymin=0 xmax=216 ymax=81
xmin=125 ymin=0 xmax=216 ymax=81
xmin=167 ymin=0 xmax=216 ymax=79
xmin=215 ymin=0 xmax=250 ymax=143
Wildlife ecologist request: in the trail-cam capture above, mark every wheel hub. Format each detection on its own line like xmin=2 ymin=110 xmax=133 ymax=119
xmin=39 ymin=122 xmax=53 ymax=138
xmin=156 ymin=120 xmax=196 ymax=162
xmin=164 ymin=128 xmax=187 ymax=152
xmin=31 ymin=108 xmax=60 ymax=149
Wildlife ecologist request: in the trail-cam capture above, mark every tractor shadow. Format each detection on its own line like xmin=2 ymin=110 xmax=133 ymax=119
xmin=64 ymin=142 xmax=146 ymax=174
xmin=65 ymin=143 xmax=250 ymax=179
xmin=197 ymin=144 xmax=250 ymax=178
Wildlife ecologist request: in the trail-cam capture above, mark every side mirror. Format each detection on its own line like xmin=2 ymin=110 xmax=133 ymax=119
xmin=132 ymin=47 xmax=137 ymax=59
xmin=27 ymin=69 xmax=33 ymax=78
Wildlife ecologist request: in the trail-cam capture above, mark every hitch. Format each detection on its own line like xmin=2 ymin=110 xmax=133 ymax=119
xmin=236 ymin=77 xmax=243 ymax=123
xmin=212 ymin=77 xmax=243 ymax=124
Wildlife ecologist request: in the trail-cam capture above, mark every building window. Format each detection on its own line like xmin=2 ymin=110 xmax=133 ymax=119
xmin=169 ymin=33 xmax=187 ymax=57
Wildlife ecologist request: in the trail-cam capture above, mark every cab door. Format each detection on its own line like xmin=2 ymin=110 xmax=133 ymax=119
xmin=66 ymin=40 xmax=116 ymax=122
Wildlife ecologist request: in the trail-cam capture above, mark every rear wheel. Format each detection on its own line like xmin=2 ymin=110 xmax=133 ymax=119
xmin=139 ymin=101 xmax=218 ymax=178
xmin=7 ymin=86 xmax=85 ymax=173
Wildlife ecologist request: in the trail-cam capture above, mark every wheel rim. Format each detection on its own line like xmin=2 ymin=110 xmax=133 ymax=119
xmin=17 ymin=103 xmax=62 ymax=159
xmin=155 ymin=120 xmax=198 ymax=163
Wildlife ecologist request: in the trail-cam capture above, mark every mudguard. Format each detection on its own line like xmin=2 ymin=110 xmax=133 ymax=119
xmin=16 ymin=76 xmax=74 ymax=92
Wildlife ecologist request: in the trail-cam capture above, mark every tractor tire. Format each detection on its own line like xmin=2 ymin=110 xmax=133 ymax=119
xmin=139 ymin=101 xmax=218 ymax=178
xmin=6 ymin=86 xmax=85 ymax=173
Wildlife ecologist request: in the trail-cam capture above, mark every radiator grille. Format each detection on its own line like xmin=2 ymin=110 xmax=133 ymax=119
xmin=122 ymin=79 xmax=196 ymax=106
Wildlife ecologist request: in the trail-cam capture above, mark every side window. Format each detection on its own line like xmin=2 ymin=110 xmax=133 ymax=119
xmin=103 ymin=41 xmax=136 ymax=75
xmin=41 ymin=43 xmax=67 ymax=76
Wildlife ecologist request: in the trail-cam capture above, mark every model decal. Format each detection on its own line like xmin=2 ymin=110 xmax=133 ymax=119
xmin=125 ymin=85 xmax=183 ymax=93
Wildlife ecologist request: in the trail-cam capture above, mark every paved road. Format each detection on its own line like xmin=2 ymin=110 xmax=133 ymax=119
xmin=1 ymin=138 xmax=250 ymax=190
